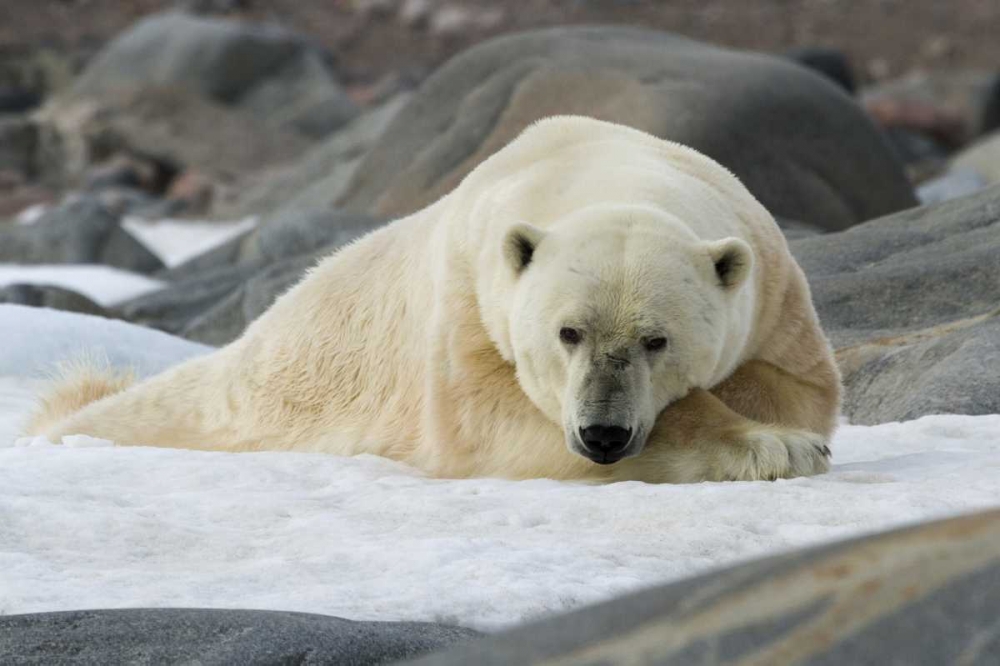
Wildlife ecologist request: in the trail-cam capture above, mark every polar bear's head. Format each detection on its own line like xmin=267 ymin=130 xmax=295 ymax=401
xmin=501 ymin=206 xmax=754 ymax=465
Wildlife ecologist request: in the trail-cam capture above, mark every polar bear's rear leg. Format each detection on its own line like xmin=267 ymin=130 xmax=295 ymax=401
xmin=620 ymin=359 xmax=839 ymax=483
xmin=26 ymin=361 xmax=135 ymax=436
xmin=28 ymin=356 xmax=249 ymax=452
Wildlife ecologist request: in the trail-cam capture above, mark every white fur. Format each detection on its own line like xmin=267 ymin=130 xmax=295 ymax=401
xmin=33 ymin=116 xmax=837 ymax=483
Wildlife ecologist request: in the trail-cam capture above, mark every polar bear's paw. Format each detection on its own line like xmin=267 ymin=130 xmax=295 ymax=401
xmin=724 ymin=426 xmax=831 ymax=481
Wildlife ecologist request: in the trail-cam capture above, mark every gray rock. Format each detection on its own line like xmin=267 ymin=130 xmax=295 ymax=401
xmin=784 ymin=46 xmax=856 ymax=94
xmin=791 ymin=185 xmax=1000 ymax=424
xmin=0 ymin=608 xmax=479 ymax=665
xmin=0 ymin=197 xmax=163 ymax=273
xmin=862 ymin=69 xmax=1000 ymax=144
xmin=71 ymin=11 xmax=357 ymax=138
xmin=229 ymin=93 xmax=412 ymax=218
xmin=0 ymin=116 xmax=38 ymax=179
xmin=240 ymin=208 xmax=385 ymax=264
xmin=0 ymin=284 xmax=111 ymax=318
xmin=37 ymin=86 xmax=310 ymax=186
xmin=128 ymin=209 xmax=383 ymax=343
xmin=337 ymin=26 xmax=915 ymax=231
xmin=179 ymin=249 xmax=325 ymax=345
xmin=410 ymin=509 xmax=1000 ymax=665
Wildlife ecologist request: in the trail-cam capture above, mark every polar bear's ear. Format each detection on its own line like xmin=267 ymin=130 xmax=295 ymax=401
xmin=503 ymin=223 xmax=547 ymax=275
xmin=705 ymin=238 xmax=753 ymax=290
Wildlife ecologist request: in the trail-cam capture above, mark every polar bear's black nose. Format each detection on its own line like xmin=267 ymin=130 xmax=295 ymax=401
xmin=580 ymin=425 xmax=632 ymax=458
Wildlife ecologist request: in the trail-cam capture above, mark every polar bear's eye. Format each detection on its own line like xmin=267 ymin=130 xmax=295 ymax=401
xmin=559 ymin=327 xmax=583 ymax=345
xmin=643 ymin=336 xmax=668 ymax=352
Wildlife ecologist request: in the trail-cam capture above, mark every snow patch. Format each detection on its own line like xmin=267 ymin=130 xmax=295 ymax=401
xmin=0 ymin=265 xmax=165 ymax=306
xmin=1 ymin=306 xmax=998 ymax=630
xmin=122 ymin=215 xmax=257 ymax=268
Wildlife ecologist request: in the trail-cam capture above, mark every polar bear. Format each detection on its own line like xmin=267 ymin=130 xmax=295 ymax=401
xmin=30 ymin=116 xmax=840 ymax=483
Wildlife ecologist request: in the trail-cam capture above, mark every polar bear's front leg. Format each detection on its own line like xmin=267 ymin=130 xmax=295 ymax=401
xmin=617 ymin=387 xmax=832 ymax=483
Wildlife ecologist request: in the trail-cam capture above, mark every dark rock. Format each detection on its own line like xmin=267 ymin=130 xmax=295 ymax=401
xmin=0 ymin=197 xmax=163 ymax=273
xmin=0 ymin=87 xmax=42 ymax=114
xmin=791 ymin=185 xmax=1000 ymax=424
xmin=0 ymin=608 xmax=480 ymax=665
xmin=785 ymin=46 xmax=856 ymax=94
xmin=121 ymin=262 xmax=259 ymax=334
xmin=71 ymin=11 xmax=358 ymax=138
xmin=410 ymin=509 xmax=1000 ymax=666
xmin=0 ymin=284 xmax=111 ymax=318
xmin=982 ymin=75 xmax=1000 ymax=136
xmin=180 ymin=249 xmax=323 ymax=345
xmin=0 ymin=116 xmax=38 ymax=180
xmin=336 ymin=26 xmax=915 ymax=232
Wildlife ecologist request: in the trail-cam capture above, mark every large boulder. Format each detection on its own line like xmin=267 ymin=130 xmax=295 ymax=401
xmin=791 ymin=185 xmax=1000 ymax=424
xmin=412 ymin=509 xmax=1000 ymax=665
xmin=0 ymin=197 xmax=163 ymax=273
xmin=0 ymin=609 xmax=479 ymax=665
xmin=336 ymin=26 xmax=916 ymax=231
xmin=71 ymin=11 xmax=358 ymax=138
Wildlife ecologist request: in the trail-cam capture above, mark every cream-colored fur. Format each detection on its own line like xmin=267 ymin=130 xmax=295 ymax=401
xmin=30 ymin=116 xmax=840 ymax=482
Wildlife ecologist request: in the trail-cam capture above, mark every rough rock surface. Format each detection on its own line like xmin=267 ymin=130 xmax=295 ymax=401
xmin=71 ymin=11 xmax=358 ymax=138
xmin=791 ymin=185 xmax=1000 ymax=424
xmin=0 ymin=283 xmax=111 ymax=318
xmin=0 ymin=608 xmax=480 ymax=666
xmin=122 ymin=209 xmax=384 ymax=344
xmin=229 ymin=93 xmax=413 ymax=217
xmin=336 ymin=26 xmax=916 ymax=231
xmin=36 ymin=86 xmax=310 ymax=185
xmin=410 ymin=509 xmax=1000 ymax=665
xmin=0 ymin=197 xmax=163 ymax=273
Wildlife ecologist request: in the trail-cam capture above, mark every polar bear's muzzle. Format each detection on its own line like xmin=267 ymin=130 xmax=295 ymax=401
xmin=577 ymin=424 xmax=635 ymax=464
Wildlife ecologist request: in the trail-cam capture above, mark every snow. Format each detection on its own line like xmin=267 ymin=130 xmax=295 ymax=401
xmin=121 ymin=215 xmax=257 ymax=268
xmin=1 ymin=306 xmax=999 ymax=631
xmin=0 ymin=305 xmax=210 ymax=378
xmin=0 ymin=265 xmax=165 ymax=307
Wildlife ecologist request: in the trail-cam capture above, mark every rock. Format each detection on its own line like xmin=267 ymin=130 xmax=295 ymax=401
xmin=82 ymin=153 xmax=176 ymax=195
xmin=952 ymin=130 xmax=1000 ymax=185
xmin=0 ymin=87 xmax=42 ymax=114
xmin=784 ymin=46 xmax=856 ymax=94
xmin=862 ymin=70 xmax=1000 ymax=145
xmin=229 ymin=92 xmax=411 ymax=217
xmin=180 ymin=250 xmax=324 ymax=345
xmin=0 ymin=116 xmax=38 ymax=180
xmin=37 ymin=85 xmax=310 ymax=189
xmin=124 ymin=209 xmax=383 ymax=343
xmin=165 ymin=169 xmax=215 ymax=214
xmin=0 ymin=608 xmax=480 ymax=665
xmin=0 ymin=284 xmax=111 ymax=317
xmin=336 ymin=26 xmax=916 ymax=232
xmin=412 ymin=509 xmax=1000 ymax=665
xmin=239 ymin=208 xmax=384 ymax=264
xmin=71 ymin=11 xmax=358 ymax=138
xmin=0 ymin=197 xmax=163 ymax=273
xmin=791 ymin=185 xmax=1000 ymax=424
xmin=120 ymin=262 xmax=259 ymax=335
